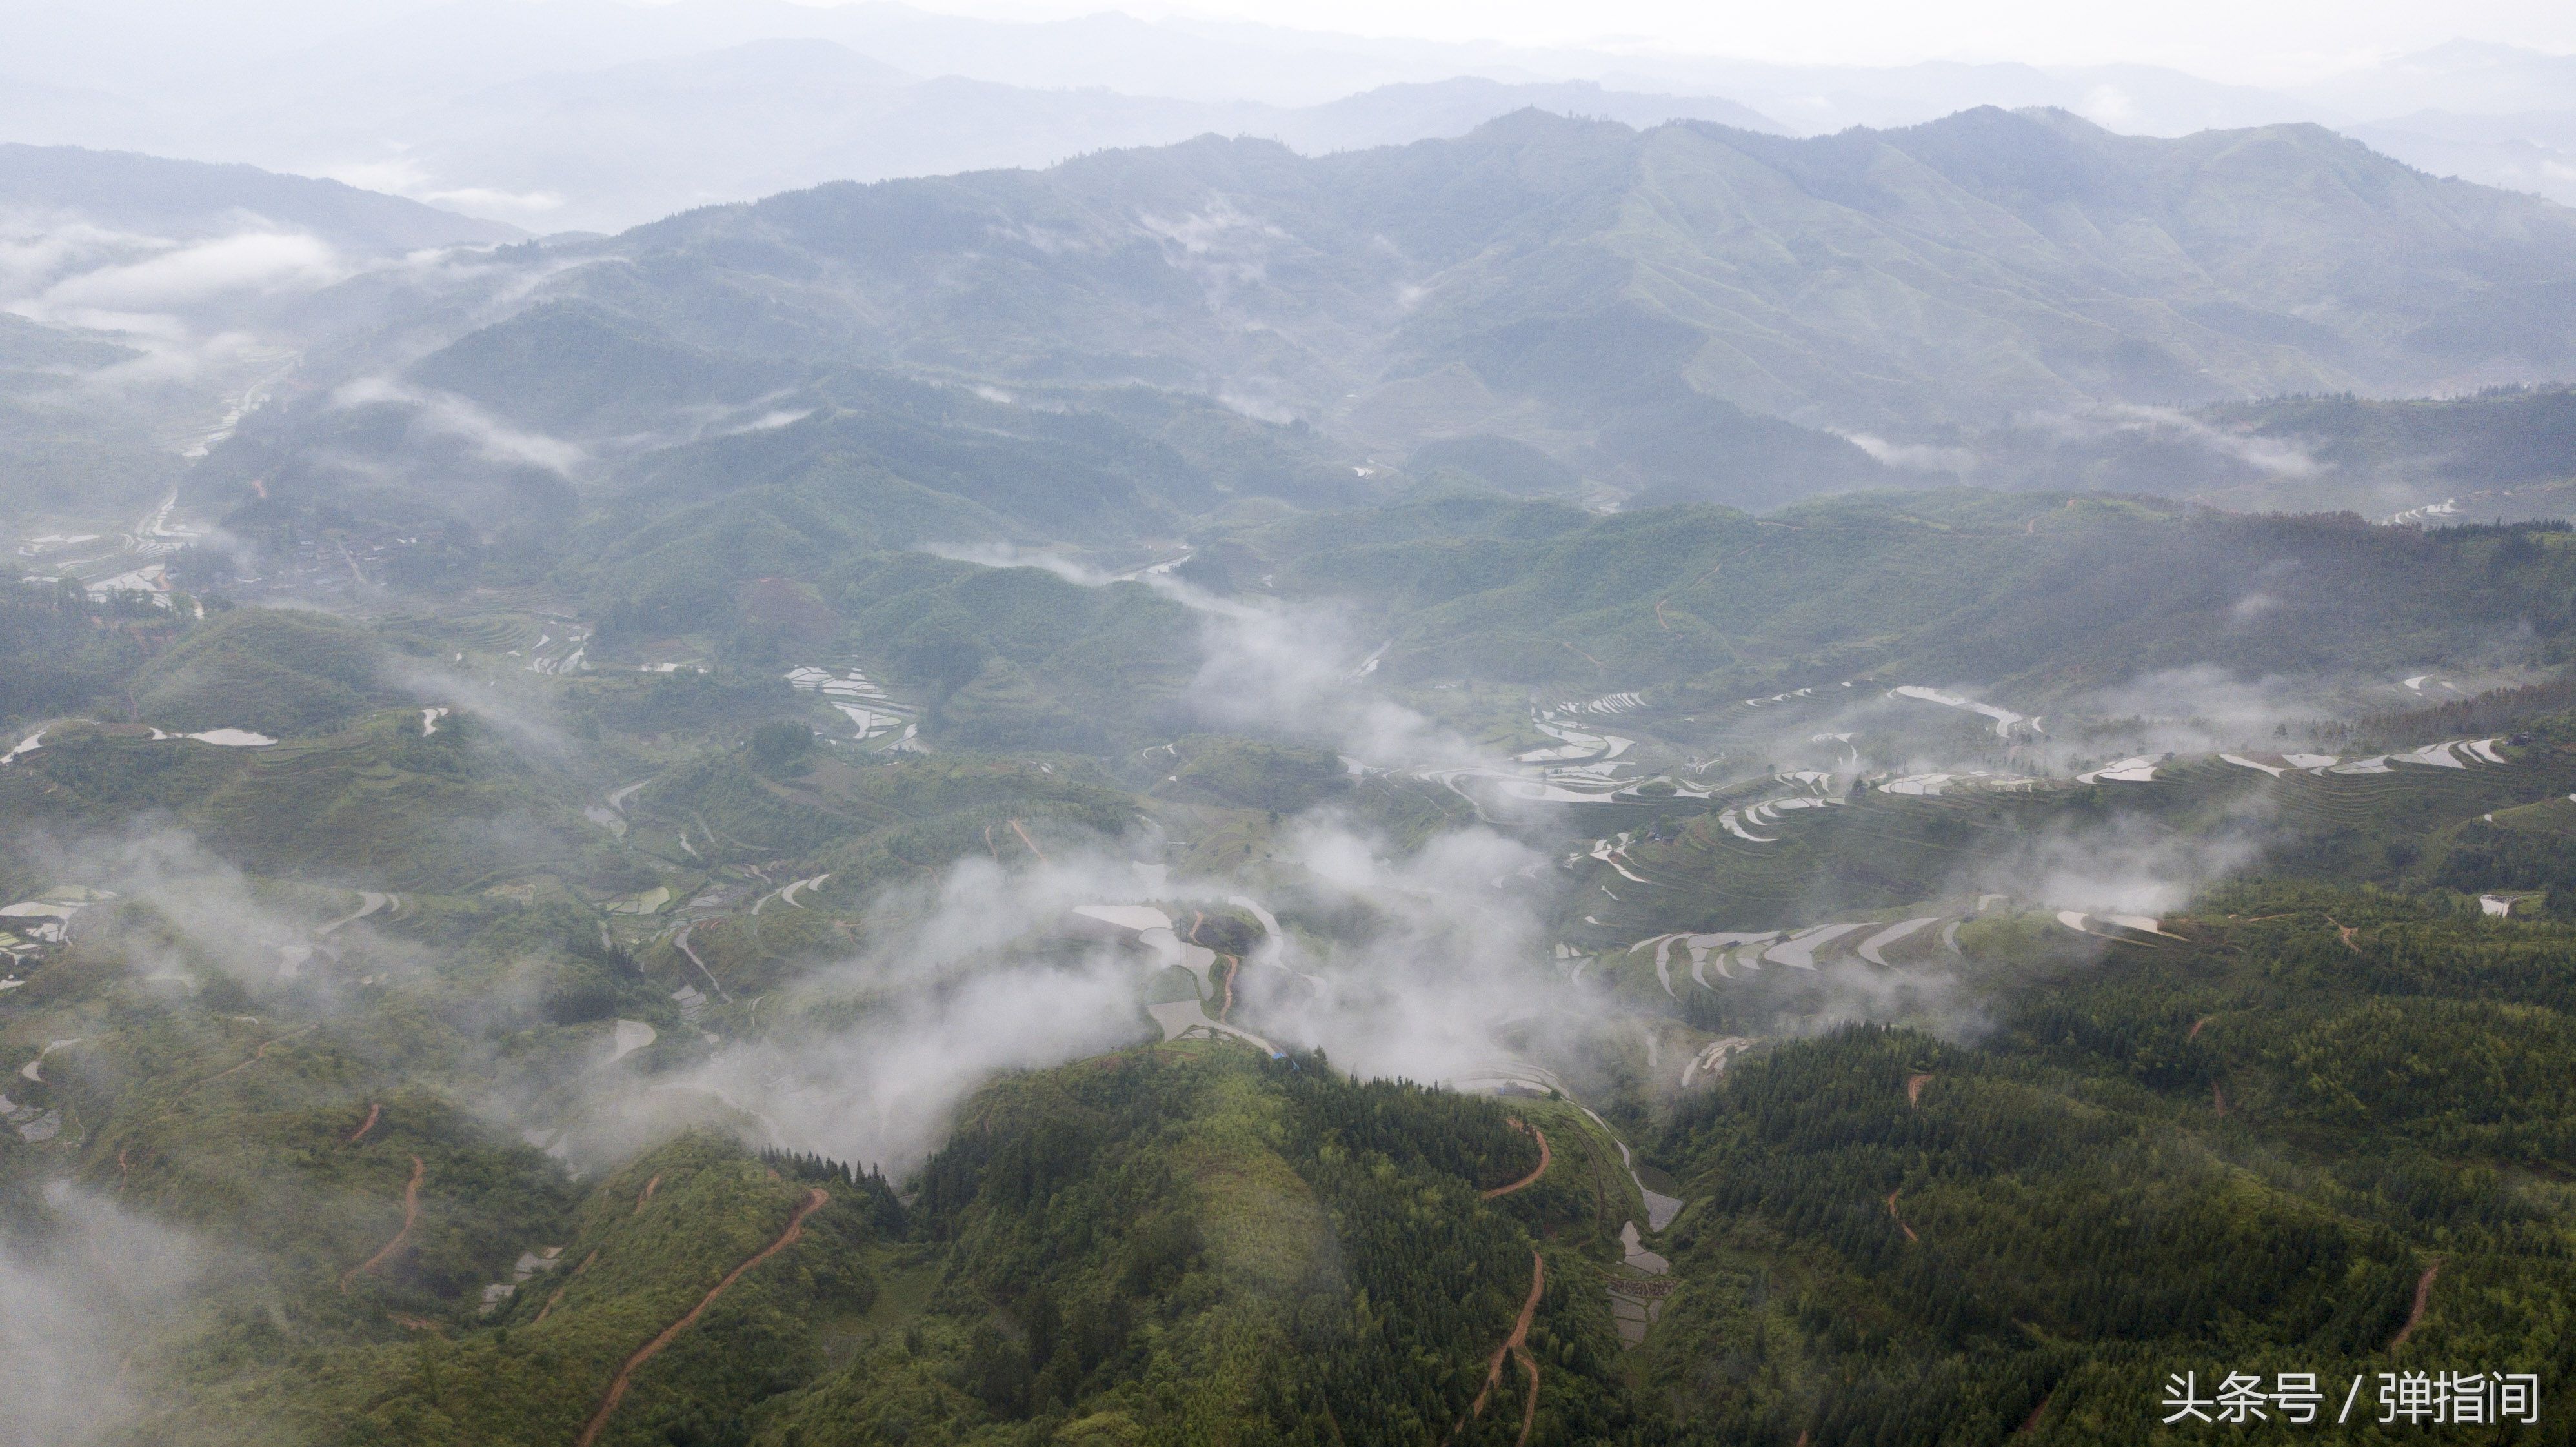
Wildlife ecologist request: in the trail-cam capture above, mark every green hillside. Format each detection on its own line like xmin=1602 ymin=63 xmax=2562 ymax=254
xmin=128 ymin=607 xmax=392 ymax=736
xmin=408 ymin=300 xmax=807 ymax=435
xmin=17 ymin=860 xmax=2575 ymax=1444
xmin=1212 ymin=491 xmax=2576 ymax=694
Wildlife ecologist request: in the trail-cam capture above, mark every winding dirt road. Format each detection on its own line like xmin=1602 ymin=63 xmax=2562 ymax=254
xmin=574 ymin=1187 xmax=829 ymax=1447
xmin=2390 ymin=1261 xmax=2442 ymax=1351
xmin=340 ymin=1156 xmax=425 ymax=1293
xmin=1480 ymin=1121 xmax=1551 ymax=1200
xmin=345 ymin=1102 xmax=380 ymax=1145
xmin=1454 ymin=1250 xmax=1547 ymax=1446
xmin=195 ymin=1023 xmax=318 ymax=1091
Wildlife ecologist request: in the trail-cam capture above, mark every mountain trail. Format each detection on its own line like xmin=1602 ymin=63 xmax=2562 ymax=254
xmin=340 ymin=1156 xmax=425 ymax=1293
xmin=576 ymin=1187 xmax=827 ymax=1447
xmin=2390 ymin=1260 xmax=2441 ymax=1351
xmin=1451 ymin=1250 xmax=1546 ymax=1445
xmin=1480 ymin=1121 xmax=1551 ymax=1199
xmin=195 ymin=1024 xmax=318 ymax=1091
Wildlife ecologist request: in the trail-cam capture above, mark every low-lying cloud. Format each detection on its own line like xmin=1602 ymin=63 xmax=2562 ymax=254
xmin=36 ymin=230 xmax=341 ymax=316
xmin=621 ymin=810 xmax=1571 ymax=1176
xmin=919 ymin=541 xmax=1477 ymax=768
xmin=0 ymin=1191 xmax=201 ymax=1447
xmin=332 ymin=377 xmax=587 ymax=475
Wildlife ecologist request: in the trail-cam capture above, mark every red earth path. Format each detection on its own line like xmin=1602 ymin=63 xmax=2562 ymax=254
xmin=574 ymin=1188 xmax=829 ymax=1447
xmin=1886 ymin=1191 xmax=1918 ymax=1244
xmin=1480 ymin=1120 xmax=1552 ymax=1200
xmin=340 ymin=1156 xmax=425 ymax=1293
xmin=2390 ymin=1261 xmax=2442 ymax=1351
xmin=1451 ymin=1250 xmax=1548 ymax=1446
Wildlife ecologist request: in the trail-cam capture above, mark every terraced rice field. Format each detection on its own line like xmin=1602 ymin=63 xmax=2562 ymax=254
xmin=1565 ymin=742 xmax=2576 ymax=941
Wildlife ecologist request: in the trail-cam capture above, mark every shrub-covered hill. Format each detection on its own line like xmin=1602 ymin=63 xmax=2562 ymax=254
xmin=0 ymin=706 xmax=601 ymax=893
xmin=760 ymin=1048 xmax=1642 ymax=1446
xmin=1117 ymin=734 xmax=1354 ymax=815
xmin=583 ymin=549 xmax=1200 ymax=756
xmin=194 ymin=354 xmax=1370 ymax=600
xmin=126 ymin=607 xmax=397 ymax=738
xmin=629 ymin=752 xmax=1140 ymax=902
xmin=3 ymin=600 xmax=382 ymax=741
xmin=1635 ymin=881 xmax=2576 ymax=1443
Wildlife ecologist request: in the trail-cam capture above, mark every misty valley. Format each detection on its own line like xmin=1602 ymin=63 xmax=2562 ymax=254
xmin=8 ymin=10 xmax=2576 ymax=1446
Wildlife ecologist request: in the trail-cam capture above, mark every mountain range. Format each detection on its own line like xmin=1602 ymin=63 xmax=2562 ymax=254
xmin=337 ymin=44 xmax=1784 ymax=234
xmin=339 ymin=107 xmax=2576 ymax=513
xmin=3 ymin=1 xmax=2575 ymax=229
xmin=10 ymin=99 xmax=2575 ymax=550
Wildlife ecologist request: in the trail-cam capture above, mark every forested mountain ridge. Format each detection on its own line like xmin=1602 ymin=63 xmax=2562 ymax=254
xmin=554 ymin=106 xmax=2576 ymax=433
xmin=219 ymin=103 xmax=2576 ymax=528
xmin=132 ymin=101 xmax=2576 ymax=561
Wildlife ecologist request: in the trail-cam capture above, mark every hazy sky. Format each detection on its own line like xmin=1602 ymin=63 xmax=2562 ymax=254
xmin=850 ymin=0 xmax=2576 ymax=85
